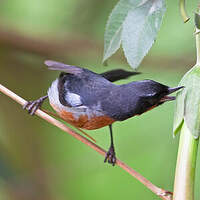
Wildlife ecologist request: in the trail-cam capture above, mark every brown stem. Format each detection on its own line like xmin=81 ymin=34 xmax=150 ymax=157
xmin=0 ymin=83 xmax=172 ymax=200
xmin=0 ymin=25 xmax=99 ymax=57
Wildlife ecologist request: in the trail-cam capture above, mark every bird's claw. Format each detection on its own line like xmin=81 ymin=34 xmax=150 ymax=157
xmin=23 ymin=100 xmax=42 ymax=115
xmin=104 ymin=146 xmax=116 ymax=166
xmin=23 ymin=96 xmax=47 ymax=115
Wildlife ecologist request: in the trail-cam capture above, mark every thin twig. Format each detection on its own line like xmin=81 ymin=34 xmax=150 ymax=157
xmin=42 ymin=109 xmax=96 ymax=142
xmin=0 ymin=83 xmax=172 ymax=200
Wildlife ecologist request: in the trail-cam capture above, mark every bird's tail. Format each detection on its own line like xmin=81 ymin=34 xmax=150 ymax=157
xmin=44 ymin=60 xmax=82 ymax=75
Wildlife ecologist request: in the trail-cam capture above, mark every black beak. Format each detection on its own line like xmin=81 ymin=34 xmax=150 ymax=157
xmin=168 ymin=86 xmax=184 ymax=94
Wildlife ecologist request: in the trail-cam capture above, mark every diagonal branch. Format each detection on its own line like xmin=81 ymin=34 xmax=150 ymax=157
xmin=0 ymin=83 xmax=172 ymax=200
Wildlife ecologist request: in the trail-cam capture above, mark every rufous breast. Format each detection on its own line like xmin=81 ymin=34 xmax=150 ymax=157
xmin=50 ymin=103 xmax=115 ymax=130
xmin=59 ymin=110 xmax=115 ymax=130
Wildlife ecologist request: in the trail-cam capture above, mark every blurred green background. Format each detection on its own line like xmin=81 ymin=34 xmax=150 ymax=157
xmin=0 ymin=0 xmax=200 ymax=199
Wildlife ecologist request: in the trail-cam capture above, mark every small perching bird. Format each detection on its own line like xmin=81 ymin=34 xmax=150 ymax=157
xmin=24 ymin=60 xmax=183 ymax=165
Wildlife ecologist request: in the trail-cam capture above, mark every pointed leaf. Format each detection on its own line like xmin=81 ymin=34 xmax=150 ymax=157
xmin=173 ymin=66 xmax=200 ymax=138
xmin=121 ymin=0 xmax=166 ymax=69
xmin=173 ymin=70 xmax=190 ymax=136
xmin=103 ymin=0 xmax=141 ymax=63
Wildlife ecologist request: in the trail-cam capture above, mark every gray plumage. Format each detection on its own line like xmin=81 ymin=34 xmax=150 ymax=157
xmin=45 ymin=60 xmax=183 ymax=121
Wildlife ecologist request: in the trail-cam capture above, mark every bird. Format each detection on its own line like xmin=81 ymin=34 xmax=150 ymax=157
xmin=23 ymin=60 xmax=183 ymax=166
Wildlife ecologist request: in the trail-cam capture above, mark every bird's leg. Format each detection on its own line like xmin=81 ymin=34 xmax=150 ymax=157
xmin=23 ymin=95 xmax=48 ymax=115
xmin=104 ymin=124 xmax=117 ymax=166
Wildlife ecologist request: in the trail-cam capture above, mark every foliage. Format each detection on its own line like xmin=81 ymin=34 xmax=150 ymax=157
xmin=103 ymin=0 xmax=166 ymax=69
xmin=173 ymin=65 xmax=200 ymax=138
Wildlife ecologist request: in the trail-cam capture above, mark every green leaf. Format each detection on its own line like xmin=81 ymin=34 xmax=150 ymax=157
xmin=173 ymin=66 xmax=200 ymax=138
xmin=173 ymin=70 xmax=190 ymax=136
xmin=103 ymin=0 xmax=141 ymax=63
xmin=121 ymin=0 xmax=166 ymax=69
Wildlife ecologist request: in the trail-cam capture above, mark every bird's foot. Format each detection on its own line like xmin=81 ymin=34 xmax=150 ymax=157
xmin=23 ymin=95 xmax=48 ymax=115
xmin=104 ymin=145 xmax=116 ymax=166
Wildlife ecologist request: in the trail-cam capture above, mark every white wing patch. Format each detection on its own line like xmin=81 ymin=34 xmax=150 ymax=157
xmin=65 ymin=92 xmax=82 ymax=107
xmin=48 ymin=78 xmax=104 ymax=120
